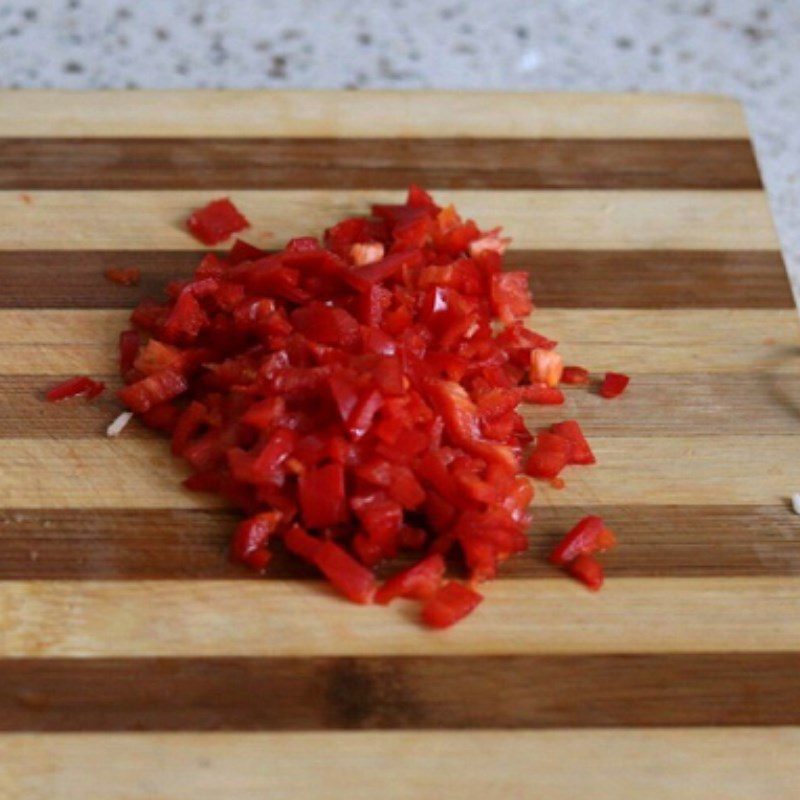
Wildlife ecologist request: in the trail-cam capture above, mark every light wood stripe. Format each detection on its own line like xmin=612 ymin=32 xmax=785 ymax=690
xmin=0 ymin=190 xmax=778 ymax=250
xmin=1 ymin=729 xmax=797 ymax=800
xmin=1 ymin=436 xmax=798 ymax=509
xmin=1 ymin=309 xmax=795 ymax=375
xmin=0 ymin=250 xmax=792 ymax=309
xmin=5 ymin=373 xmax=800 ymax=438
xmin=2 ymin=653 xmax=798 ymax=731
xmin=0 ymin=138 xmax=761 ymax=190
xmin=1 ymin=578 xmax=798 ymax=657
xmin=0 ymin=90 xmax=749 ymax=139
xmin=0 ymin=506 xmax=797 ymax=580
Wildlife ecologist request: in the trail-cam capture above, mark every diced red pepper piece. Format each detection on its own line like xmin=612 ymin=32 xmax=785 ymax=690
xmin=139 ymin=402 xmax=181 ymax=432
xmin=561 ymin=365 xmax=590 ymax=385
xmin=118 ymin=329 xmax=141 ymax=376
xmin=117 ymin=370 xmax=188 ymax=413
xmin=231 ymin=511 xmax=282 ymax=572
xmin=133 ymin=339 xmax=186 ymax=376
xmin=228 ymin=238 xmax=266 ymax=264
xmin=490 ymin=271 xmax=533 ymax=324
xmin=172 ymin=400 xmax=207 ymax=456
xmin=426 ymin=380 xmax=517 ymax=470
xmin=520 ymin=384 xmax=564 ymax=405
xmin=549 ymin=515 xmax=617 ymax=566
xmin=283 ymin=524 xmax=323 ymax=561
xmin=187 ymin=198 xmax=249 ymax=245
xmin=104 ymin=267 xmax=141 ymax=286
xmin=298 ymin=462 xmax=348 ymax=528
xmin=566 ymin=554 xmax=604 ymax=591
xmin=525 ymin=431 xmax=573 ymax=479
xmin=45 ymin=375 xmax=105 ymax=402
xmin=375 ymin=554 xmax=446 ymax=605
xmin=421 ymin=581 xmax=483 ymax=629
xmin=600 ymin=372 xmax=630 ymax=399
xmin=313 ymin=540 xmax=377 ymax=604
xmin=346 ymin=388 xmax=383 ymax=439
xmin=530 ymin=348 xmax=563 ymax=388
xmin=291 ymin=302 xmax=360 ymax=348
xmin=107 ymin=187 xmax=628 ymax=629
xmin=550 ymin=420 xmax=595 ymax=465
xmin=162 ymin=288 xmax=209 ymax=343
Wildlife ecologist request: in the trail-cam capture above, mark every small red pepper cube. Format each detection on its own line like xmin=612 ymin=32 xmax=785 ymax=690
xmin=118 ymin=329 xmax=141 ymax=376
xmin=46 ymin=375 xmax=105 ymax=402
xmin=187 ymin=198 xmax=249 ymax=246
xmin=525 ymin=448 xmax=569 ymax=480
xmin=104 ymin=267 xmax=141 ymax=286
xmin=231 ymin=511 xmax=282 ymax=572
xmin=313 ymin=540 xmax=377 ymax=604
xmin=549 ymin=420 xmax=595 ymax=465
xmin=550 ymin=515 xmax=617 ymax=566
xmin=566 ymin=554 xmax=604 ymax=591
xmin=520 ymin=384 xmax=564 ymax=405
xmin=375 ymin=554 xmax=446 ymax=605
xmin=421 ymin=581 xmax=483 ymax=629
xmin=117 ymin=370 xmax=188 ymax=413
xmin=561 ymin=366 xmax=590 ymax=385
xmin=283 ymin=525 xmax=323 ymax=562
xmin=298 ymin=462 xmax=348 ymax=529
xmin=600 ymin=372 xmax=630 ymax=399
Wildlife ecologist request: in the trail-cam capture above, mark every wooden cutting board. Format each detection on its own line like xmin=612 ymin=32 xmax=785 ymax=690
xmin=1 ymin=91 xmax=799 ymax=799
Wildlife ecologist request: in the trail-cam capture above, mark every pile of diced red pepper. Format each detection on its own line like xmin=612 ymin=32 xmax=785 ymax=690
xmin=63 ymin=187 xmax=628 ymax=627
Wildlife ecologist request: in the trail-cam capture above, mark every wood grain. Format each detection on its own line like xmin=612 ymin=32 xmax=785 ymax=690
xmin=0 ymin=249 xmax=792 ymax=309
xmin=0 ymin=138 xmax=762 ymax=190
xmin=0 ymin=90 xmax=749 ymax=139
xmin=2 ymin=578 xmax=798 ymax=658
xmin=2 ymin=653 xmax=799 ymax=731
xmin=2 ymin=729 xmax=797 ymax=800
xmin=1 ymin=435 xmax=799 ymax=509
xmin=6 ymin=373 xmax=800 ymax=439
xmin=0 ymin=506 xmax=797 ymax=581
xmin=0 ymin=190 xmax=779 ymax=250
xmin=0 ymin=89 xmax=797 ymax=799
xmin=2 ymin=309 xmax=796 ymax=375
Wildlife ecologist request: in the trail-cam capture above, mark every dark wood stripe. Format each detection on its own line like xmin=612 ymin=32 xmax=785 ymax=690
xmin=515 ymin=250 xmax=795 ymax=309
xmin=5 ymin=374 xmax=800 ymax=439
xmin=0 ymin=138 xmax=762 ymax=189
xmin=0 ymin=506 xmax=797 ymax=580
xmin=0 ymin=250 xmax=791 ymax=309
xmin=1 ymin=653 xmax=797 ymax=731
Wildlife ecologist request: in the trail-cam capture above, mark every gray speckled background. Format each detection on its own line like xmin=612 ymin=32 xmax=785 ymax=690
xmin=1 ymin=0 xmax=797 ymax=297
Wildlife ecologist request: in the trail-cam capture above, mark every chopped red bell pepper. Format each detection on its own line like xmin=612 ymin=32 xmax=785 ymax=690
xmin=600 ymin=371 xmax=630 ymax=398
xmin=118 ymin=329 xmax=141 ymax=377
xmin=231 ymin=511 xmax=282 ymax=572
xmin=104 ymin=267 xmax=141 ymax=286
xmin=550 ymin=420 xmax=595 ymax=465
xmin=549 ymin=515 xmax=617 ymax=566
xmin=313 ymin=540 xmax=377 ymax=604
xmin=561 ymin=365 xmax=590 ymax=385
xmin=107 ymin=187 xmax=625 ymax=628
xmin=421 ymin=581 xmax=483 ymax=628
xmin=375 ymin=554 xmax=446 ymax=605
xmin=283 ymin=524 xmax=323 ymax=561
xmin=298 ymin=462 xmax=348 ymax=528
xmin=525 ymin=431 xmax=572 ymax=479
xmin=187 ymin=198 xmax=249 ymax=245
xmin=566 ymin=554 xmax=604 ymax=591
xmin=46 ymin=375 xmax=105 ymax=402
xmin=117 ymin=370 xmax=188 ymax=413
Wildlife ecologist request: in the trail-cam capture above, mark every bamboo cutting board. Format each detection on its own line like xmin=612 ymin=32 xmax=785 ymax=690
xmin=1 ymin=91 xmax=799 ymax=799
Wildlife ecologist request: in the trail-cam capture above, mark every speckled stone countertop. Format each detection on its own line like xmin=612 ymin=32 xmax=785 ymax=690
xmin=1 ymin=0 xmax=797 ymax=296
